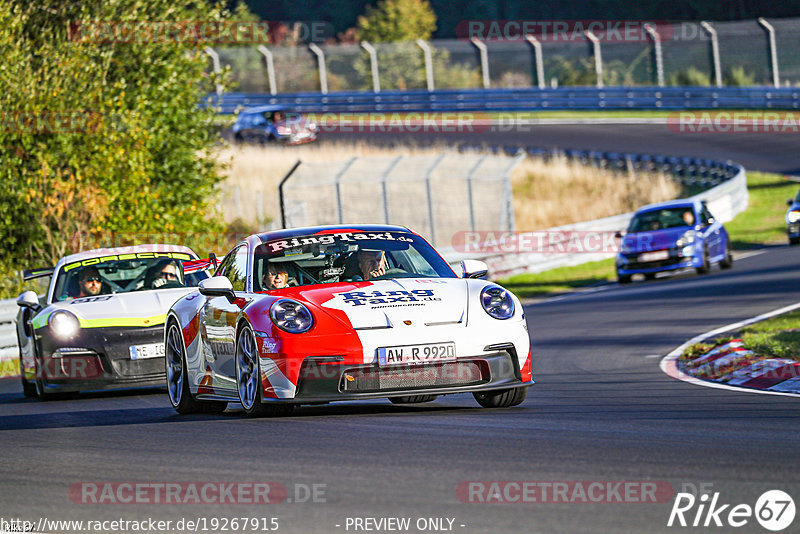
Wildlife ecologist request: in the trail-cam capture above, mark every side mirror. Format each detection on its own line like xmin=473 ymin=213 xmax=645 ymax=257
xmin=614 ymin=231 xmax=624 ymax=239
xmin=461 ymin=259 xmax=488 ymax=279
xmin=788 ymin=199 xmax=794 ymax=207
xmin=199 ymin=276 xmax=236 ymax=303
xmin=16 ymin=291 xmax=40 ymax=311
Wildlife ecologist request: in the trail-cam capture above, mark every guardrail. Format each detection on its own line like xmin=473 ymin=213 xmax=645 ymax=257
xmin=208 ymin=87 xmax=800 ymax=114
xmin=0 ymin=299 xmax=18 ymax=374
xmin=440 ymin=146 xmax=747 ymax=278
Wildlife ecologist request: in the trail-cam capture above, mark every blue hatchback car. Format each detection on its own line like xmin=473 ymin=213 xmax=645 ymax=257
xmin=786 ymin=188 xmax=800 ymax=245
xmin=232 ymin=105 xmax=318 ymax=145
xmin=615 ymin=199 xmax=733 ymax=283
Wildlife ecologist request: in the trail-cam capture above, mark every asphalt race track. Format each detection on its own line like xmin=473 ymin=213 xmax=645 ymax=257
xmin=2 ymin=126 xmax=800 ymax=533
xmin=1 ymin=245 xmax=799 ymax=534
xmin=321 ymin=123 xmax=800 ymax=176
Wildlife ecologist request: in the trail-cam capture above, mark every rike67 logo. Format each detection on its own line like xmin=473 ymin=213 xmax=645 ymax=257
xmin=668 ymin=490 xmax=795 ymax=531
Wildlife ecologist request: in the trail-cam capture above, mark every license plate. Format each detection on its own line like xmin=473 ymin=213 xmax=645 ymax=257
xmin=638 ymin=250 xmax=669 ymax=262
xmin=377 ymin=342 xmax=456 ymax=366
xmin=129 ymin=343 xmax=165 ymax=360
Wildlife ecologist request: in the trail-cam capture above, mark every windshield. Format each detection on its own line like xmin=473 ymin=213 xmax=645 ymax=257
xmin=628 ymin=208 xmax=695 ymax=233
xmin=52 ymin=253 xmax=207 ymax=301
xmin=253 ymin=231 xmax=456 ymax=291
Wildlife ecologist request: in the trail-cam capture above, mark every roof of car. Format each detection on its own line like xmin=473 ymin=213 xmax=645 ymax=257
xmin=59 ymin=244 xmax=198 ymax=266
xmin=255 ymin=224 xmax=413 ymax=244
xmin=635 ymin=199 xmax=699 ymax=213
xmin=238 ymin=105 xmax=287 ymax=115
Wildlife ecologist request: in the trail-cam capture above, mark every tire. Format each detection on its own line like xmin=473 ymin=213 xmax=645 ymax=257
xmin=720 ymin=248 xmax=733 ymax=269
xmin=236 ymin=324 xmax=294 ymax=417
xmin=473 ymin=386 xmax=528 ymax=408
xmin=389 ymin=395 xmax=439 ymax=404
xmin=166 ymin=322 xmax=225 ymax=414
xmin=19 ymin=349 xmax=36 ymax=398
xmin=617 ymin=272 xmax=632 ymax=284
xmin=644 ymin=273 xmax=657 ymax=281
xmin=696 ymin=247 xmax=710 ymax=275
xmin=790 ymin=236 xmax=800 ymax=245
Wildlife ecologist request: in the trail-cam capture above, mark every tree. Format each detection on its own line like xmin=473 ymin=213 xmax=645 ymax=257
xmin=357 ymin=0 xmax=436 ymax=42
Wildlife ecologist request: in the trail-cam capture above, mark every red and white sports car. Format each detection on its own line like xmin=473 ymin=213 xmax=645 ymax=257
xmin=165 ymin=225 xmax=533 ymax=416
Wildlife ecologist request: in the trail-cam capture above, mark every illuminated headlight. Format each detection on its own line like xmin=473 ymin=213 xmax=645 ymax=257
xmin=308 ymin=122 xmax=318 ymax=132
xmin=676 ymin=230 xmax=696 ymax=248
xmin=788 ymin=211 xmax=800 ymax=223
xmin=49 ymin=310 xmax=80 ymax=339
xmin=480 ymin=286 xmax=515 ymax=320
xmin=270 ymin=299 xmax=314 ymax=334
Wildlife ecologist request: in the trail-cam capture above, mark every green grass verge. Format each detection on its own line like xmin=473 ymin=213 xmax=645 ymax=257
xmin=739 ymin=309 xmax=800 ymax=361
xmin=499 ymin=170 xmax=796 ymax=297
xmin=500 ymin=258 xmax=615 ymax=298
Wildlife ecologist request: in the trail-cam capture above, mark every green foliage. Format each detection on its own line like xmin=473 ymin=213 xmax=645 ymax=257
xmin=669 ymin=67 xmax=711 ymax=86
xmin=0 ymin=0 xmax=232 ymax=270
xmin=723 ymin=66 xmax=755 ymax=87
xmin=357 ymin=0 xmax=436 ymax=42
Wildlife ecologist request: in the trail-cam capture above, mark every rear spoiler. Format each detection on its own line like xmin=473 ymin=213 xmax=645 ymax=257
xmin=23 ymin=267 xmax=55 ymax=281
xmin=182 ymin=256 xmax=218 ymax=274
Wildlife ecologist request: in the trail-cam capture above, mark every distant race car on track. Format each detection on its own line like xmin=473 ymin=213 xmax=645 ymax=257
xmin=615 ymin=199 xmax=733 ymax=283
xmin=165 ymin=225 xmax=533 ymax=416
xmin=16 ymin=245 xmax=213 ymax=399
xmin=232 ymin=105 xmax=318 ymax=146
xmin=786 ymin=188 xmax=800 ymax=245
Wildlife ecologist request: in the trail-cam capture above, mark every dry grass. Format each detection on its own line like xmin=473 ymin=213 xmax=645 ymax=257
xmin=512 ymin=155 xmax=681 ymax=230
xmin=217 ymin=143 xmax=680 ymax=232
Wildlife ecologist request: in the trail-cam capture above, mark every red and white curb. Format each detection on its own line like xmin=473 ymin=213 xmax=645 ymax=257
xmin=660 ymin=301 xmax=800 ymax=397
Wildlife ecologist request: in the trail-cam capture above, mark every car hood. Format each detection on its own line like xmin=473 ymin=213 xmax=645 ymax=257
xmin=292 ymin=278 xmax=468 ymax=330
xmin=622 ymin=227 xmax=692 ymax=253
xmin=39 ymin=288 xmax=196 ymax=328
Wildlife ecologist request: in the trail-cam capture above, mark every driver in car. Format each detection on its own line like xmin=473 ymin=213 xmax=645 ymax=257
xmin=358 ymin=250 xmax=387 ymax=280
xmin=76 ymin=266 xmax=104 ymax=298
xmin=146 ymin=260 xmax=182 ymax=289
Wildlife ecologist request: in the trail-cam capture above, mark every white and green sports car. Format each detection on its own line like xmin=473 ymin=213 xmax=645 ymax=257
xmin=16 ymin=244 xmax=212 ymax=399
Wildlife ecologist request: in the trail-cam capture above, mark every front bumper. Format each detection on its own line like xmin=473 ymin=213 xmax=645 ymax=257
xmin=616 ymin=247 xmax=700 ymax=275
xmin=259 ymin=348 xmax=532 ymax=404
xmin=34 ymin=324 xmax=166 ymax=393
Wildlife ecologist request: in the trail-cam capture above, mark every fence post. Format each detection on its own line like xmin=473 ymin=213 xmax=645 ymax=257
xmin=360 ymin=41 xmax=381 ymax=92
xmin=256 ymin=45 xmax=277 ymax=95
xmin=380 ymin=156 xmax=403 ymax=224
xmin=465 ymin=155 xmax=487 ymax=232
xmin=470 ymin=37 xmax=490 ymax=89
xmin=524 ymin=35 xmax=545 ymax=89
xmin=423 ymin=154 xmax=446 ymax=244
xmin=416 ymin=39 xmax=435 ymax=91
xmin=334 ymin=158 xmax=357 ymax=224
xmin=279 ymin=161 xmax=302 ymax=228
xmin=700 ymin=21 xmax=722 ymax=87
xmin=501 ymin=154 xmax=525 ymax=232
xmin=643 ymin=24 xmax=664 ymax=87
xmin=203 ymin=47 xmax=223 ymax=98
xmin=758 ymin=18 xmax=780 ymax=88
xmin=308 ymin=43 xmax=328 ymax=94
xmin=583 ymin=30 xmax=603 ymax=89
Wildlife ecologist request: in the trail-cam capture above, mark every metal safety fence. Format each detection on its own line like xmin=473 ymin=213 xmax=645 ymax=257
xmin=208 ymin=18 xmax=800 ymax=95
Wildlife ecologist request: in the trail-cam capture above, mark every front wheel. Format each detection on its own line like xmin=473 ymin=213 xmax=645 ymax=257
xmin=236 ymin=325 xmax=294 ymax=417
xmin=19 ymin=353 xmax=36 ymax=398
xmin=720 ymin=248 xmax=733 ymax=269
xmin=696 ymin=247 xmax=710 ymax=275
xmin=617 ymin=272 xmax=632 ymax=284
xmin=473 ymin=386 xmax=527 ymax=408
xmin=790 ymin=236 xmax=800 ymax=245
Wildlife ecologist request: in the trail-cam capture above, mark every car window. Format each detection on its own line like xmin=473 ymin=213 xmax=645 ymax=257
xmin=628 ymin=208 xmax=695 ymax=233
xmin=217 ymin=245 xmax=248 ymax=292
xmin=253 ymin=231 xmax=456 ymax=288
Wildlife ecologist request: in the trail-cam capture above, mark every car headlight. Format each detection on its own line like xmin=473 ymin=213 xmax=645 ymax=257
xmin=270 ymin=299 xmax=314 ymax=334
xmin=676 ymin=230 xmax=696 ymax=248
xmin=480 ymin=286 xmax=515 ymax=320
xmin=788 ymin=211 xmax=800 ymax=223
xmin=49 ymin=310 xmax=80 ymax=339
xmin=276 ymin=126 xmax=291 ymax=136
